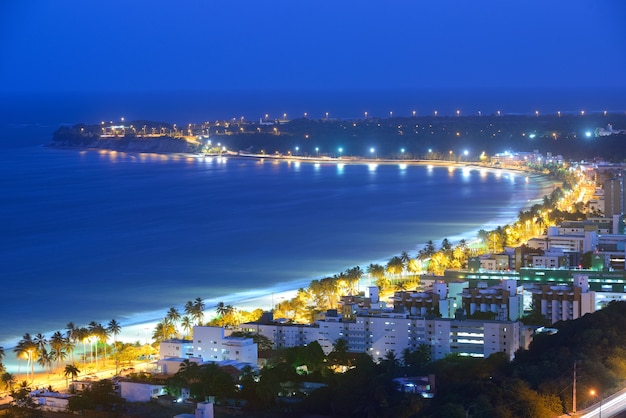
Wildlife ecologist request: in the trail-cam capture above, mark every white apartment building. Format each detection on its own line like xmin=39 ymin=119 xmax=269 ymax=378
xmin=527 ymin=227 xmax=597 ymax=253
xmin=193 ymin=326 xmax=257 ymax=365
xmin=242 ymin=312 xmax=520 ymax=361
xmin=529 ymin=275 xmax=595 ymax=324
xmin=159 ymin=339 xmax=194 ymax=359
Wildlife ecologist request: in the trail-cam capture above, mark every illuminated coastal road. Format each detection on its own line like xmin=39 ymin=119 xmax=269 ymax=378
xmin=568 ymin=386 xmax=626 ymax=418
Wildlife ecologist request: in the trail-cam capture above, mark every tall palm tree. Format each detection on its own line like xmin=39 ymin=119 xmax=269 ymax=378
xmin=0 ymin=346 xmax=5 ymax=363
xmin=216 ymin=302 xmax=228 ymax=318
xmin=36 ymin=348 xmax=53 ymax=374
xmin=66 ymin=322 xmax=77 ymax=363
xmin=49 ymin=331 xmax=67 ymax=372
xmin=166 ymin=307 xmax=181 ymax=336
xmin=63 ymin=364 xmax=80 ymax=389
xmin=33 ymin=333 xmax=48 ymax=356
xmin=192 ymin=297 xmax=205 ymax=325
xmin=74 ymin=327 xmax=89 ymax=365
xmin=367 ymin=263 xmax=385 ymax=280
xmin=181 ymin=316 xmax=193 ymax=338
xmin=386 ymin=256 xmax=404 ymax=277
xmin=14 ymin=334 xmax=36 ymax=383
xmin=107 ymin=319 xmax=122 ymax=375
xmin=88 ymin=322 xmax=102 ymax=367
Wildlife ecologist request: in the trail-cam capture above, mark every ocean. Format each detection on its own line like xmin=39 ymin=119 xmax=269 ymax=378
xmin=0 ymin=88 xmax=592 ymax=370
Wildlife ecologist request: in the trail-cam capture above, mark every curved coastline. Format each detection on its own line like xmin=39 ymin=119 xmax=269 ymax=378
xmin=1 ymin=147 xmax=560 ymax=375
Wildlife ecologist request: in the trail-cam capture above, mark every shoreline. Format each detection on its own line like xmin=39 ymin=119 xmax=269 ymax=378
xmin=1 ymin=146 xmax=559 ymax=375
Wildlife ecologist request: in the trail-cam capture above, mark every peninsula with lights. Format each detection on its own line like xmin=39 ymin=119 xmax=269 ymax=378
xmin=51 ymin=111 xmax=626 ymax=162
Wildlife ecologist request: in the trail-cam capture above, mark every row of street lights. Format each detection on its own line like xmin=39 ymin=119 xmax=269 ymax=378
xmin=259 ymin=108 xmax=612 ymax=121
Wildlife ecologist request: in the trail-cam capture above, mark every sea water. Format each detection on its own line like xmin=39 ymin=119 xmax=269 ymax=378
xmin=0 ymin=144 xmax=548 ymax=348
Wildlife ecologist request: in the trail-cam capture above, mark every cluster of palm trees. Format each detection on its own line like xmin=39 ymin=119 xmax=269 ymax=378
xmin=151 ymin=298 xmax=266 ymax=343
xmin=3 ymin=319 xmax=122 ymax=386
xmin=273 ymin=266 xmax=364 ymax=323
xmin=0 ymin=346 xmax=17 ymax=394
xmin=153 ymin=297 xmax=205 ymax=342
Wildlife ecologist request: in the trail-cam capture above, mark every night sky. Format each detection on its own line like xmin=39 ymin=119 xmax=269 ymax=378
xmin=1 ymin=0 xmax=625 ymax=95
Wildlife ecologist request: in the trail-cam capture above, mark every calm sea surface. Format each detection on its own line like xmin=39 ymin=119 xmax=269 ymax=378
xmin=1 ymin=88 xmax=581 ymax=356
xmin=0 ymin=144 xmax=548 ymax=349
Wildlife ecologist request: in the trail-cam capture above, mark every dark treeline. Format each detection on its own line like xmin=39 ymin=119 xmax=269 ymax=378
xmin=52 ymin=113 xmax=626 ymax=162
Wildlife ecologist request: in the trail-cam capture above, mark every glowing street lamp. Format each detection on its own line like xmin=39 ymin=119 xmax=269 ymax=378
xmin=295 ymin=146 xmax=299 ymax=156
xmin=325 ymin=112 xmax=329 ymax=120
xmin=434 ymin=110 xmax=438 ymax=117
xmin=338 ymin=147 xmax=343 ymax=158
xmin=364 ymin=111 xmax=368 ymax=119
xmin=412 ymin=110 xmax=416 ymax=117
xmin=315 ymin=147 xmax=319 ymax=157
xmin=370 ymin=147 xmax=376 ymax=159
xmin=535 ymin=110 xmax=539 ymax=117
xmin=590 ymin=389 xmax=602 ymax=418
xmin=456 ymin=110 xmax=460 ymax=117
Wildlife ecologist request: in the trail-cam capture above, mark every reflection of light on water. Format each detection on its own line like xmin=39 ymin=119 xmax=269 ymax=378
xmin=399 ymin=164 xmax=407 ymax=170
xmin=337 ymin=164 xmax=345 ymax=174
xmin=427 ymin=165 xmax=434 ymax=174
xmin=314 ymin=163 xmax=320 ymax=170
xmin=462 ymin=168 xmax=471 ymax=177
xmin=368 ymin=163 xmax=377 ymax=171
xmin=480 ymin=169 xmax=487 ymax=178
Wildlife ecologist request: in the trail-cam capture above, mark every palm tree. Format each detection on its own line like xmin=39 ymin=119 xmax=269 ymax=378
xmin=166 ymin=307 xmax=181 ymax=334
xmin=107 ymin=319 xmax=122 ymax=375
xmin=88 ymin=322 xmax=107 ymax=368
xmin=192 ymin=297 xmax=205 ymax=325
xmin=74 ymin=327 xmax=89 ymax=365
xmin=63 ymin=364 xmax=80 ymax=389
xmin=216 ymin=302 xmax=228 ymax=318
xmin=33 ymin=333 xmax=48 ymax=356
xmin=66 ymin=322 xmax=77 ymax=363
xmin=1 ymin=372 xmax=16 ymax=393
xmin=181 ymin=316 xmax=193 ymax=338
xmin=49 ymin=331 xmax=67 ymax=372
xmin=367 ymin=263 xmax=385 ymax=280
xmin=386 ymin=256 xmax=404 ymax=277
xmin=14 ymin=334 xmax=36 ymax=383
xmin=36 ymin=348 xmax=53 ymax=374
xmin=0 ymin=346 xmax=5 ymax=363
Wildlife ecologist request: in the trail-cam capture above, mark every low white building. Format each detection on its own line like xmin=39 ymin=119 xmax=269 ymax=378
xmin=118 ymin=380 xmax=169 ymax=403
xmin=193 ymin=326 xmax=257 ymax=365
xmin=159 ymin=339 xmax=194 ymax=359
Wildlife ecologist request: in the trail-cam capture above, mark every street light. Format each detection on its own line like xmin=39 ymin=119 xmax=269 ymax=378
xmin=338 ymin=147 xmax=343 ymax=158
xmin=590 ymin=389 xmax=602 ymax=418
xmin=370 ymin=147 xmax=376 ymax=159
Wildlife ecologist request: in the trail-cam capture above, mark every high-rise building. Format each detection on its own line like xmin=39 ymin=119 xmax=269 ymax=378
xmin=604 ymin=175 xmax=624 ymax=218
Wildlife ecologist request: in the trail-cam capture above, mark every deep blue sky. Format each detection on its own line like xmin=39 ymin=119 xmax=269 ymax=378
xmin=1 ymin=0 xmax=625 ymax=94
